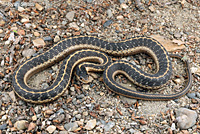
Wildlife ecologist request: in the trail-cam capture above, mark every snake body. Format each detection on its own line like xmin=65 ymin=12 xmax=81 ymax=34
xmin=12 ymin=36 xmax=192 ymax=103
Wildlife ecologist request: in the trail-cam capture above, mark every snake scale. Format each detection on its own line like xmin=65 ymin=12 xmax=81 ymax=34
xmin=12 ymin=36 xmax=192 ymax=103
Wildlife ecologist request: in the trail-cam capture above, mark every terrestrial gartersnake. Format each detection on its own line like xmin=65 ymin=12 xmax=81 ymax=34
xmin=12 ymin=36 xmax=192 ymax=103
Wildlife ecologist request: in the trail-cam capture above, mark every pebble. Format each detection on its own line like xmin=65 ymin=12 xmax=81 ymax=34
xmin=118 ymin=0 xmax=125 ymax=4
xmin=173 ymin=79 xmax=182 ymax=84
xmin=27 ymin=122 xmax=36 ymax=131
xmin=35 ymin=3 xmax=44 ymax=11
xmin=66 ymin=11 xmax=75 ymax=21
xmin=64 ymin=122 xmax=78 ymax=131
xmin=54 ymin=35 xmax=60 ymax=42
xmin=82 ymin=84 xmax=90 ymax=90
xmin=0 ymin=20 xmax=5 ymax=26
xmin=1 ymin=115 xmax=7 ymax=121
xmin=75 ymin=114 xmax=81 ymax=119
xmin=103 ymin=20 xmax=113 ymax=27
xmin=57 ymin=108 xmax=65 ymax=114
xmin=59 ymin=131 xmax=68 ymax=134
xmin=21 ymin=18 xmax=29 ymax=23
xmin=104 ymin=121 xmax=115 ymax=132
xmin=176 ymin=108 xmax=197 ymax=129
xmin=46 ymin=125 xmax=56 ymax=133
xmin=14 ymin=120 xmax=29 ymax=130
xmin=85 ymin=119 xmax=96 ymax=130
xmin=33 ymin=38 xmax=46 ymax=47
xmin=0 ymin=124 xmax=7 ymax=130
xmin=9 ymin=91 xmax=16 ymax=102
xmin=149 ymin=5 xmax=155 ymax=12
xmin=22 ymin=49 xmax=36 ymax=58
xmin=107 ymin=9 xmax=113 ymax=18
xmin=117 ymin=15 xmax=124 ymax=20
xmin=171 ymin=123 xmax=176 ymax=130
xmin=0 ymin=29 xmax=3 ymax=34
xmin=32 ymin=115 xmax=37 ymax=121
xmin=44 ymin=36 xmax=53 ymax=41
xmin=14 ymin=1 xmax=20 ymax=9
xmin=174 ymin=32 xmax=182 ymax=38
xmin=186 ymin=92 xmax=196 ymax=99
xmin=69 ymin=22 xmax=80 ymax=30
xmin=196 ymin=92 xmax=200 ymax=98
xmin=34 ymin=32 xmax=40 ymax=37
xmin=120 ymin=96 xmax=137 ymax=104
xmin=120 ymin=3 xmax=128 ymax=9
xmin=18 ymin=6 xmax=25 ymax=12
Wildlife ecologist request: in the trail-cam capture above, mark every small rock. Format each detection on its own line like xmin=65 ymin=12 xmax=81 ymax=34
xmin=46 ymin=125 xmax=56 ymax=134
xmin=196 ymin=92 xmax=200 ymax=98
xmin=54 ymin=35 xmax=60 ymax=42
xmin=33 ymin=38 xmax=46 ymax=47
xmin=1 ymin=115 xmax=7 ymax=121
xmin=21 ymin=18 xmax=29 ymax=23
xmin=107 ymin=9 xmax=113 ymax=18
xmin=75 ymin=114 xmax=81 ymax=119
xmin=41 ymin=83 xmax=49 ymax=89
xmin=14 ymin=1 xmax=20 ymax=9
xmin=76 ymin=119 xmax=84 ymax=126
xmin=9 ymin=91 xmax=16 ymax=102
xmin=18 ymin=6 xmax=25 ymax=12
xmin=128 ymin=128 xmax=136 ymax=134
xmin=62 ymin=21 xmax=67 ymax=26
xmin=100 ymin=92 xmax=104 ymax=96
xmin=57 ymin=108 xmax=65 ymax=114
xmin=186 ymin=92 xmax=196 ymax=99
xmin=120 ymin=95 xmax=137 ymax=104
xmin=171 ymin=123 xmax=176 ymax=130
xmin=120 ymin=3 xmax=128 ymax=9
xmin=174 ymin=33 xmax=182 ymax=38
xmin=27 ymin=122 xmax=36 ymax=131
xmin=66 ymin=11 xmax=75 ymax=21
xmin=0 ymin=20 xmax=5 ymax=26
xmin=82 ymin=84 xmax=90 ymax=90
xmin=190 ymin=67 xmax=198 ymax=74
xmin=35 ymin=3 xmax=44 ymax=11
xmin=176 ymin=108 xmax=197 ymax=129
xmin=0 ymin=124 xmax=7 ymax=130
xmin=64 ymin=122 xmax=78 ymax=131
xmin=69 ymin=22 xmax=80 ymax=30
xmin=149 ymin=5 xmax=155 ymax=12
xmin=24 ymin=23 xmax=32 ymax=29
xmin=22 ymin=49 xmax=36 ymax=58
xmin=59 ymin=131 xmax=68 ymax=134
xmin=32 ymin=115 xmax=37 ymax=121
xmin=34 ymin=32 xmax=40 ymax=37
xmin=44 ymin=36 xmax=53 ymax=41
xmin=45 ymin=109 xmax=54 ymax=115
xmin=14 ymin=120 xmax=29 ymax=130
xmin=104 ymin=121 xmax=115 ymax=132
xmin=118 ymin=0 xmax=125 ymax=4
xmin=70 ymin=87 xmax=75 ymax=92
xmin=83 ymin=111 xmax=88 ymax=116
xmin=117 ymin=15 xmax=124 ymax=20
xmin=0 ymin=29 xmax=3 ymax=34
xmin=173 ymin=79 xmax=182 ymax=84
xmin=103 ymin=20 xmax=113 ymax=27
xmin=85 ymin=119 xmax=96 ymax=130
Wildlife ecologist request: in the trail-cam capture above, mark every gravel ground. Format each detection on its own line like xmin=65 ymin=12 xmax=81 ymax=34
xmin=0 ymin=0 xmax=200 ymax=133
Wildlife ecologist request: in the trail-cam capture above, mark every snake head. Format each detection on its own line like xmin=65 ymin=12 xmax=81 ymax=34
xmin=74 ymin=65 xmax=89 ymax=83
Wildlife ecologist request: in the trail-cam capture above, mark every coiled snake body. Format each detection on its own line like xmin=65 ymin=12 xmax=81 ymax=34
xmin=12 ymin=36 xmax=192 ymax=103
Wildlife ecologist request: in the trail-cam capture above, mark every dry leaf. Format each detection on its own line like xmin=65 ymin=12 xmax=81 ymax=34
xmin=150 ymin=35 xmax=186 ymax=52
xmin=172 ymin=39 xmax=185 ymax=45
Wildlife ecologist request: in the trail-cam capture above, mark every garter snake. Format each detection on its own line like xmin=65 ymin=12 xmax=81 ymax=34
xmin=12 ymin=36 xmax=192 ymax=103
